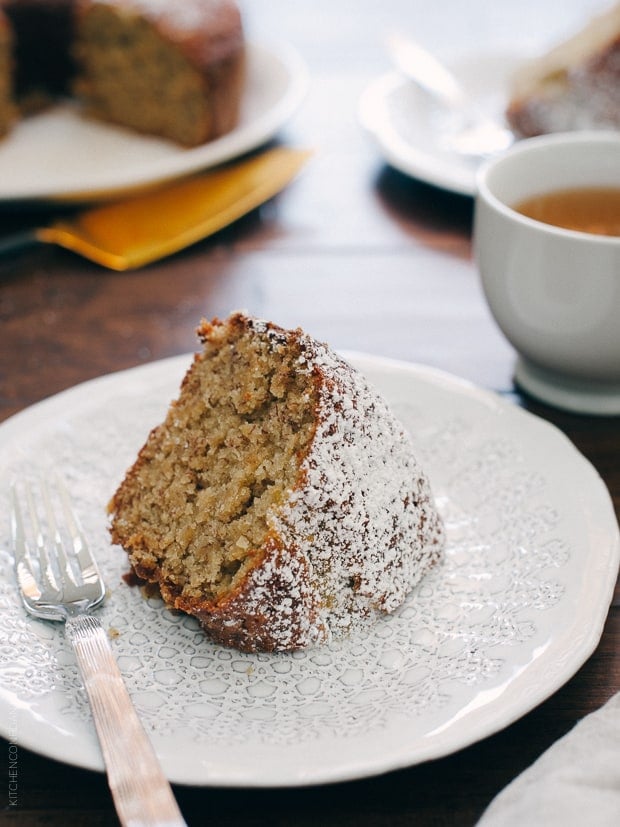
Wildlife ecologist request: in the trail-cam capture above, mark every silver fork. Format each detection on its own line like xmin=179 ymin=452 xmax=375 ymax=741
xmin=10 ymin=476 xmax=187 ymax=827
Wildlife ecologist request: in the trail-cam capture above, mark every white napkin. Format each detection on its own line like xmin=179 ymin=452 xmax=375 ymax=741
xmin=476 ymin=691 xmax=620 ymax=826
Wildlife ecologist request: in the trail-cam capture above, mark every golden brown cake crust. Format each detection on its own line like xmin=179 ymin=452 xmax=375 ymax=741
xmin=176 ymin=539 xmax=325 ymax=653
xmin=108 ymin=314 xmax=445 ymax=653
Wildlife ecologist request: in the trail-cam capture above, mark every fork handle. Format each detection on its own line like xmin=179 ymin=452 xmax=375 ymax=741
xmin=65 ymin=615 xmax=187 ymax=827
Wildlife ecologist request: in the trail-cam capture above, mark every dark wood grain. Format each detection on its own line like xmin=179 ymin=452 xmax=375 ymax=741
xmin=1 ymin=1 xmax=618 ymax=824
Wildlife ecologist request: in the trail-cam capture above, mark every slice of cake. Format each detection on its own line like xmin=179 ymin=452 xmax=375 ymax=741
xmin=72 ymin=0 xmax=246 ymax=146
xmin=108 ymin=314 xmax=444 ymax=653
xmin=506 ymin=3 xmax=620 ymax=137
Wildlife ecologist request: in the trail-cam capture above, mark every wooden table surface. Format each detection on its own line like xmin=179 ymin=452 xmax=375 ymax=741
xmin=1 ymin=1 xmax=618 ymax=824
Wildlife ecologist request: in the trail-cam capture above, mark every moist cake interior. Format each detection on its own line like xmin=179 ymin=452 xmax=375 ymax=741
xmin=111 ymin=323 xmax=318 ymax=603
xmin=74 ymin=4 xmax=215 ymax=145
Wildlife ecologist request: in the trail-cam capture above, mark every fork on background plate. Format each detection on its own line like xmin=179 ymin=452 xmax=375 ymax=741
xmin=10 ymin=475 xmax=188 ymax=827
xmin=386 ymin=32 xmax=515 ymax=160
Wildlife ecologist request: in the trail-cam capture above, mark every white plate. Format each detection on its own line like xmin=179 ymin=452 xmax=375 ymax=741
xmin=359 ymin=51 xmax=525 ymax=196
xmin=0 ymin=41 xmax=308 ymax=203
xmin=0 ymin=353 xmax=617 ymax=787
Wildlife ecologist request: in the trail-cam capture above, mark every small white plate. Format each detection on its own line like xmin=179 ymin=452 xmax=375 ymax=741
xmin=0 ymin=353 xmax=617 ymax=787
xmin=359 ymin=51 xmax=525 ymax=196
xmin=0 ymin=41 xmax=308 ymax=203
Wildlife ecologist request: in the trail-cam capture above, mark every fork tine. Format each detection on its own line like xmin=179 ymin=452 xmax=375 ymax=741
xmin=10 ymin=483 xmax=43 ymax=603
xmin=40 ymin=477 xmax=79 ymax=590
xmin=11 ymin=474 xmax=106 ymax=618
xmin=24 ymin=481 xmax=64 ymax=599
xmin=54 ymin=474 xmax=103 ymax=590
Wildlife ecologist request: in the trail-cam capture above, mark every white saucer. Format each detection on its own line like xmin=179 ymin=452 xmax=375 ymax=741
xmin=359 ymin=50 xmax=525 ymax=196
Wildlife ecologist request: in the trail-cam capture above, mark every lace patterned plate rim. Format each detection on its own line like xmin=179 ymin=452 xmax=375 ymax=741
xmin=0 ymin=353 xmax=617 ymax=788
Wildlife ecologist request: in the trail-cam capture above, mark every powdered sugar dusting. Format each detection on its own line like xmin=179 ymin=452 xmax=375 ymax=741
xmin=233 ymin=317 xmax=444 ymax=650
xmin=508 ymin=38 xmax=620 ymax=136
xmin=103 ymin=0 xmax=237 ymax=33
xmin=214 ymin=544 xmax=326 ymax=651
xmin=510 ymin=72 xmax=620 ymax=136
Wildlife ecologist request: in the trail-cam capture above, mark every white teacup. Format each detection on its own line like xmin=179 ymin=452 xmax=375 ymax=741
xmin=474 ymin=131 xmax=620 ymax=415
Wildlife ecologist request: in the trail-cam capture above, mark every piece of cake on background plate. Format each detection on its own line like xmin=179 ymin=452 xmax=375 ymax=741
xmin=506 ymin=2 xmax=620 ymax=137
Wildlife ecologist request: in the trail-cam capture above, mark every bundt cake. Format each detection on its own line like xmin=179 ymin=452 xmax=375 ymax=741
xmin=506 ymin=3 xmax=620 ymax=137
xmin=0 ymin=0 xmax=245 ymax=146
xmin=108 ymin=314 xmax=445 ymax=653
